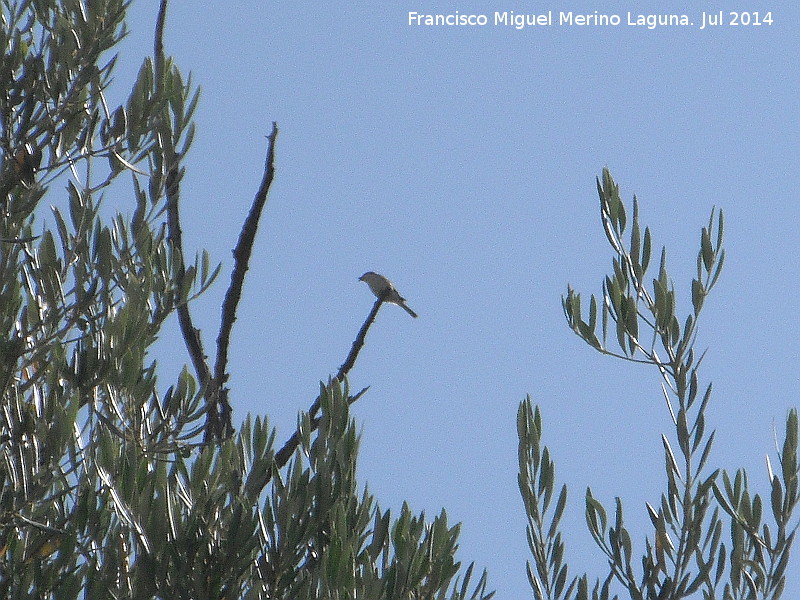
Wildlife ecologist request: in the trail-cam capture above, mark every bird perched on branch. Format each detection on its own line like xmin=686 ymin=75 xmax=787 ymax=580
xmin=13 ymin=144 xmax=43 ymax=187
xmin=359 ymin=271 xmax=418 ymax=318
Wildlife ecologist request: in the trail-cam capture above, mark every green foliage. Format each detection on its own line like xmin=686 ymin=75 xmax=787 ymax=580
xmin=518 ymin=398 xmax=578 ymax=600
xmin=0 ymin=1 xmax=492 ymax=598
xmin=520 ymin=168 xmax=799 ymax=599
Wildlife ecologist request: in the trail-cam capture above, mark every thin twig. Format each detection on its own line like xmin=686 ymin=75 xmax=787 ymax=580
xmin=337 ymin=297 xmax=384 ymax=382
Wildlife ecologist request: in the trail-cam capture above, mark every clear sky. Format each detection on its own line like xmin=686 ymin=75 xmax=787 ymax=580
xmin=113 ymin=2 xmax=799 ymax=596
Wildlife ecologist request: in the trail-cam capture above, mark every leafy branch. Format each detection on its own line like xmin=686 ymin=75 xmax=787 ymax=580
xmin=520 ymin=168 xmax=798 ymax=600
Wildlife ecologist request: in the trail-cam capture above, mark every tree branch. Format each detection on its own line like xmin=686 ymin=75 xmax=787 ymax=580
xmin=206 ymin=123 xmax=279 ymax=442
xmin=271 ymin=294 xmax=386 ymax=479
xmin=337 ymin=296 xmax=384 ymax=384
xmin=155 ymin=0 xmax=216 ymax=438
xmin=165 ymin=160 xmax=212 ymax=385
xmin=156 ymin=0 xmax=210 ymax=388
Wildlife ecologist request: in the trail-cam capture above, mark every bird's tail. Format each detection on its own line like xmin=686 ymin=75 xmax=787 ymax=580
xmin=401 ymin=303 xmax=418 ymax=319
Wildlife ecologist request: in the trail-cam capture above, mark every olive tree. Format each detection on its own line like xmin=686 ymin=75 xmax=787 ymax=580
xmin=0 ymin=1 xmax=492 ymax=598
xmin=519 ymin=168 xmax=798 ymax=600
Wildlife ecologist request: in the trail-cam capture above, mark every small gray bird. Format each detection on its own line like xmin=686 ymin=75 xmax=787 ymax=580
xmin=359 ymin=271 xmax=418 ymax=318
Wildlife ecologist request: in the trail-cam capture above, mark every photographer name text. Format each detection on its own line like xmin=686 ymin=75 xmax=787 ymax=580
xmin=407 ymin=11 xmax=774 ymax=30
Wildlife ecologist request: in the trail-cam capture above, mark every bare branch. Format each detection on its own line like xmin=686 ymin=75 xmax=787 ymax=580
xmin=270 ymin=295 xmax=385 ymax=482
xmin=208 ymin=123 xmax=279 ymax=441
xmin=309 ymin=295 xmax=383 ymax=421
xmin=337 ymin=296 xmax=384 ymax=383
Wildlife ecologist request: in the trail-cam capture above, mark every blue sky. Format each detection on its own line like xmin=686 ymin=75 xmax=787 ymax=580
xmin=112 ymin=2 xmax=799 ymax=596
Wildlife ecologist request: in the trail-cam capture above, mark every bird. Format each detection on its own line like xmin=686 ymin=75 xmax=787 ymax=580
xmin=13 ymin=144 xmax=43 ymax=187
xmin=359 ymin=271 xmax=418 ymax=318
